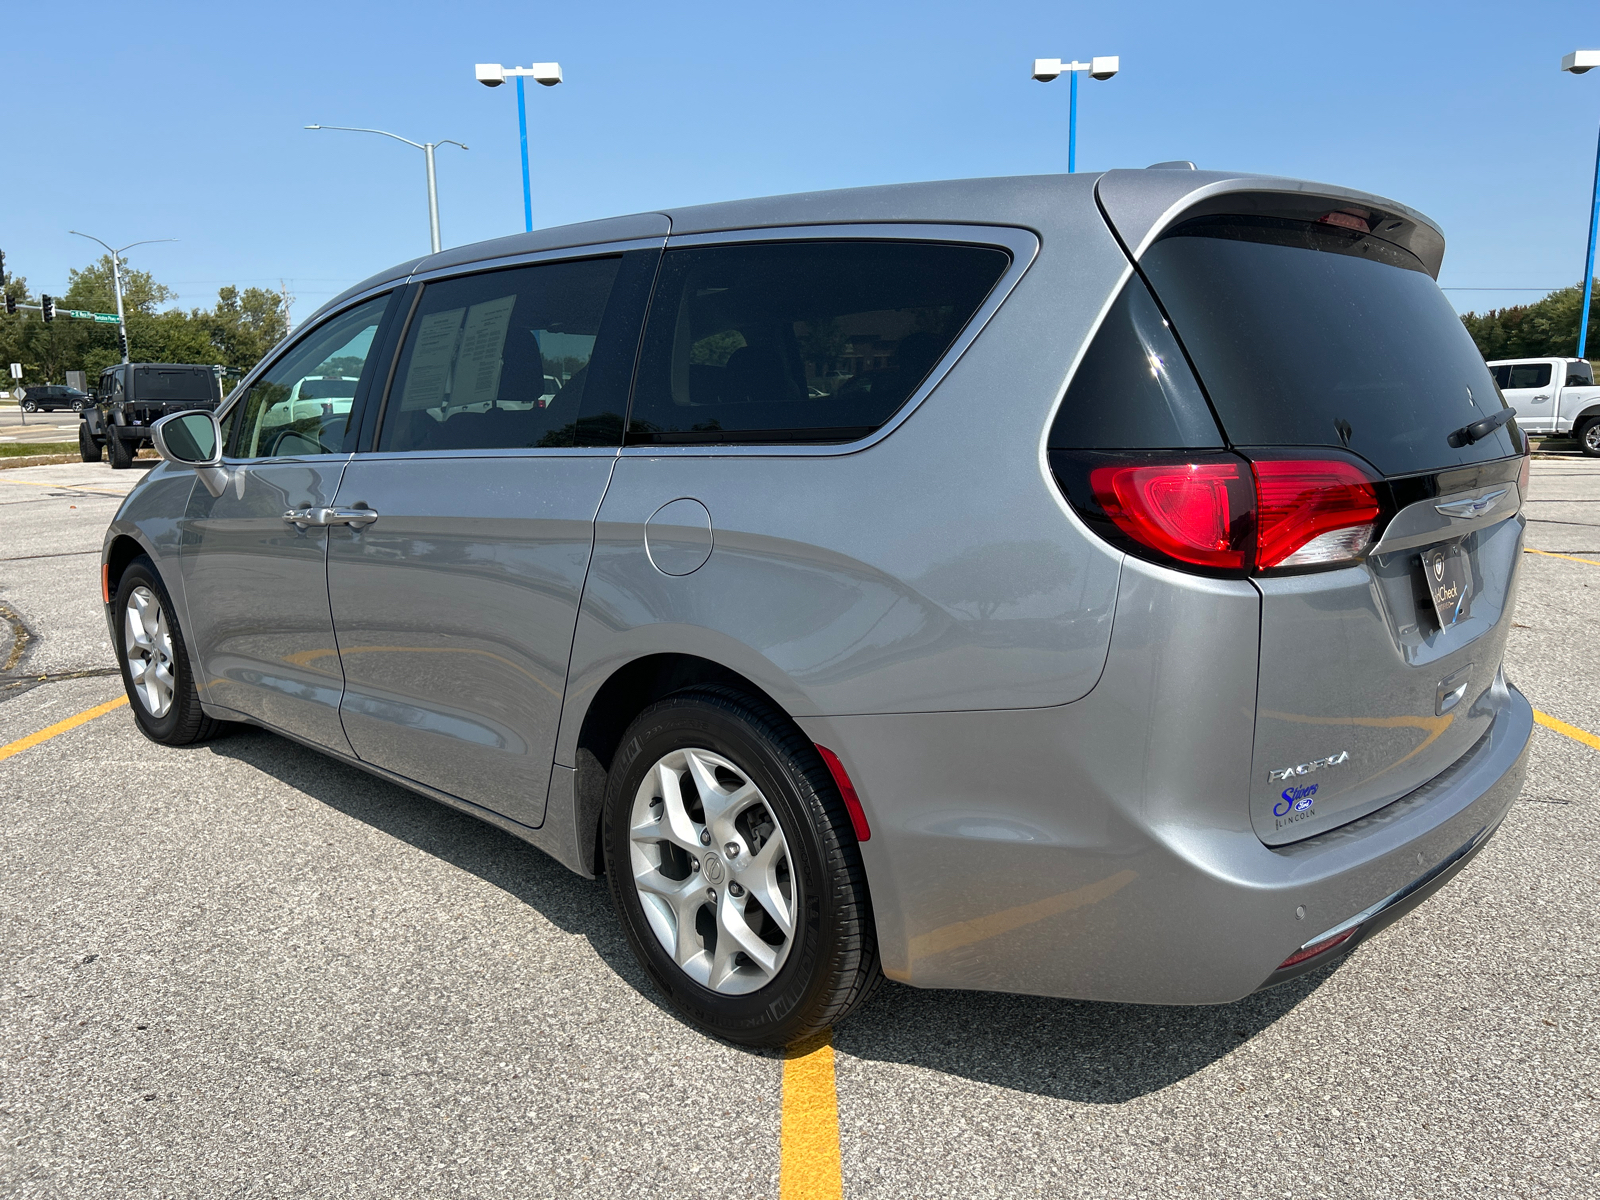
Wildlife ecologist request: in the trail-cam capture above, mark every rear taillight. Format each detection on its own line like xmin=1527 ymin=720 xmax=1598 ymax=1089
xmin=1089 ymin=460 xmax=1254 ymax=571
xmin=1056 ymin=450 xmax=1384 ymax=576
xmin=1253 ymin=459 xmax=1380 ymax=570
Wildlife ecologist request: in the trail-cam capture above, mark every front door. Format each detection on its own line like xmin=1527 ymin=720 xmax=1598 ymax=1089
xmin=178 ymin=295 xmax=394 ymax=751
xmin=325 ymin=252 xmax=652 ymax=826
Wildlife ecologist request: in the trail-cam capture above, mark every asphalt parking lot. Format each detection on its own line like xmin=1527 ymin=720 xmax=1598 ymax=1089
xmin=2 ymin=456 xmax=1597 ymax=1199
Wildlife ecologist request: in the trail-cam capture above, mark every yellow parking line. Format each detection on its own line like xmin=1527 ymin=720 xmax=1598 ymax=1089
xmin=1533 ymin=709 xmax=1600 ymax=753
xmin=0 ymin=694 xmax=128 ymax=763
xmin=781 ymin=1029 xmax=843 ymax=1200
xmin=1524 ymin=547 xmax=1600 ymax=567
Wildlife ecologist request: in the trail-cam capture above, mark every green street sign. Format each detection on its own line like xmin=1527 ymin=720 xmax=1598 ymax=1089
xmin=61 ymin=309 xmax=121 ymax=323
xmin=91 ymin=313 xmax=120 ymax=324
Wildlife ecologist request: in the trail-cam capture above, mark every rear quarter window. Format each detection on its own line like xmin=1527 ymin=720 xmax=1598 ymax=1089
xmin=626 ymin=240 xmax=1010 ymax=445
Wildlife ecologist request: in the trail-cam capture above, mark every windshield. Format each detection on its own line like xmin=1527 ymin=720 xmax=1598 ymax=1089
xmin=133 ymin=367 xmax=215 ymax=402
xmin=1140 ymin=215 xmax=1520 ymax=476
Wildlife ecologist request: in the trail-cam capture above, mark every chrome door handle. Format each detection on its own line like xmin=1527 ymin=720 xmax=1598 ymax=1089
xmin=329 ymin=507 xmax=379 ymax=528
xmin=282 ymin=506 xmax=379 ymax=530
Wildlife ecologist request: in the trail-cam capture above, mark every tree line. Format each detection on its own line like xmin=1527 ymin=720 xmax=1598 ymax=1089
xmin=1459 ymin=281 xmax=1599 ymax=364
xmin=0 ymin=255 xmax=288 ymax=388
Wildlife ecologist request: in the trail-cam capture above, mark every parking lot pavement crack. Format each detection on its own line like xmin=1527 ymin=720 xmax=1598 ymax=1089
xmin=0 ymin=667 xmax=123 ymax=701
xmin=0 ymin=603 xmax=33 ymax=673
xmin=0 ymin=550 xmax=102 ymax=563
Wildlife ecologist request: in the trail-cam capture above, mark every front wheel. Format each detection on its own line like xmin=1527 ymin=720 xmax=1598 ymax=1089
xmin=113 ymin=556 xmax=227 ymax=745
xmin=603 ymin=688 xmax=879 ymax=1047
xmin=1579 ymin=417 xmax=1600 ymax=459
xmin=21 ymin=401 xmax=36 ymax=412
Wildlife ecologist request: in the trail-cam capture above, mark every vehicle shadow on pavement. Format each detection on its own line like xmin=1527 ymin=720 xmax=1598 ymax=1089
xmin=204 ymin=728 xmax=674 ymax=1013
xmin=207 ymin=727 xmax=1329 ymax=1096
xmin=835 ymin=969 xmax=1328 ymax=1103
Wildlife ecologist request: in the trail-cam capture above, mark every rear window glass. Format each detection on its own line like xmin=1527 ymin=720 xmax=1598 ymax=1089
xmin=1569 ymin=361 xmax=1594 ymax=385
xmin=133 ymin=368 xmax=215 ymax=402
xmin=1140 ymin=215 xmax=1520 ymax=476
xmin=627 ymin=240 xmax=1010 ymax=445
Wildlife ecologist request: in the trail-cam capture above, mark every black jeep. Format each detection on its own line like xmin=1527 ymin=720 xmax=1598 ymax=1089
xmin=81 ymin=364 xmax=221 ymax=469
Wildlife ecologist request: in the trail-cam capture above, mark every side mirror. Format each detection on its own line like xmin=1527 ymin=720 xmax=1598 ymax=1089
xmin=152 ymin=410 xmax=230 ymax=497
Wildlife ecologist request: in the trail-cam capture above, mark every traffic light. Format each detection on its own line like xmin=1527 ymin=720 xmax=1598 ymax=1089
xmin=40 ymin=294 xmax=54 ymax=322
xmin=117 ymin=330 xmax=128 ymax=356
xmin=0 ymin=249 xmax=6 ymax=286
xmin=4 ymin=294 xmax=14 ymax=316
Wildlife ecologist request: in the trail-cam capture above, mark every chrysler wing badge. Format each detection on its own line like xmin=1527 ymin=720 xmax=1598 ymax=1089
xmin=1435 ymin=488 xmax=1508 ymax=520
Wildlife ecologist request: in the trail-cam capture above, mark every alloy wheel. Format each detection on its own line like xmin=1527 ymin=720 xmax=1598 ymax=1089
xmin=1585 ymin=423 xmax=1600 ymax=454
xmin=124 ymin=585 xmax=176 ymax=718
xmin=629 ymin=746 xmax=798 ymax=995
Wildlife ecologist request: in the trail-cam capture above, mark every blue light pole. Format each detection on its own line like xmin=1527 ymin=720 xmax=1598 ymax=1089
xmin=1031 ymin=55 xmax=1120 ymax=173
xmin=1564 ymin=51 xmax=1600 ymax=359
xmin=476 ymin=61 xmax=565 ymax=233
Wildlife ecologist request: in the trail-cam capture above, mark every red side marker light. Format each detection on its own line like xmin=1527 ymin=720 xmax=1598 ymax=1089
xmin=1276 ymin=926 xmax=1359 ymax=971
xmin=815 ymin=745 xmax=871 ymax=842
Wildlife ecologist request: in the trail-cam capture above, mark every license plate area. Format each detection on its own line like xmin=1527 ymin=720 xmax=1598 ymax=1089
xmin=1421 ymin=541 xmax=1471 ymax=627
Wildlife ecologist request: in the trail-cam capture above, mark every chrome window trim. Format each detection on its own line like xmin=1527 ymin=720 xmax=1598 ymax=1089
xmin=619 ymin=222 xmax=1039 ymax=459
xmin=345 ymin=446 xmax=622 ymax=463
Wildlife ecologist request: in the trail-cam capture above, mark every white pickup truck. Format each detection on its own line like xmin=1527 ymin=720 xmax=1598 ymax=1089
xmin=1486 ymin=356 xmax=1600 ymax=455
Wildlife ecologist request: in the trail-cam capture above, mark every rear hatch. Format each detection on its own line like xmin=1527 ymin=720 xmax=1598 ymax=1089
xmin=1070 ymin=182 xmax=1527 ymax=845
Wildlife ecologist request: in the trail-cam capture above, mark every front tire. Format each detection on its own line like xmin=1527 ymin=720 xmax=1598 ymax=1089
xmin=21 ymin=401 xmax=36 ymax=412
xmin=113 ymin=556 xmax=227 ymax=745
xmin=603 ymin=687 xmax=879 ymax=1047
xmin=1578 ymin=417 xmax=1600 ymax=459
xmin=108 ymin=429 xmax=133 ymax=469
xmin=79 ymin=424 xmax=102 ymax=462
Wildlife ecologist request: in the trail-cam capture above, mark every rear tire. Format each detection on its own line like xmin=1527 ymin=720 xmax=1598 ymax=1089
xmin=108 ymin=429 xmax=133 ymax=469
xmin=602 ymin=686 xmax=880 ymax=1047
xmin=79 ymin=424 xmax=102 ymax=463
xmin=1579 ymin=417 xmax=1600 ymax=459
xmin=112 ymin=556 xmax=228 ymax=746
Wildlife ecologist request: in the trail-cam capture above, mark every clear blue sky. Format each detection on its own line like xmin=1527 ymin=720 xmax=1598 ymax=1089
xmin=8 ymin=1 xmax=1598 ymax=321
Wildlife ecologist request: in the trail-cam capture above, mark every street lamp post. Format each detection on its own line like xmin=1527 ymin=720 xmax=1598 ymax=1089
xmin=474 ymin=62 xmax=564 ymax=233
xmin=1562 ymin=50 xmax=1600 ymax=359
xmin=1030 ymin=56 xmax=1120 ymax=173
xmin=305 ymin=125 xmax=468 ymax=254
xmin=67 ymin=232 xmax=176 ymax=365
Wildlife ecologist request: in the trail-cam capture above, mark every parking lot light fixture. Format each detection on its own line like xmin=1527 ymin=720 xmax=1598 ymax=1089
xmin=1030 ymin=55 xmax=1119 ymax=173
xmin=305 ymin=124 xmax=468 ymax=254
xmin=1562 ymin=50 xmax=1600 ymax=358
xmin=474 ymin=62 xmax=564 ymax=233
xmin=67 ymin=232 xmax=175 ymax=365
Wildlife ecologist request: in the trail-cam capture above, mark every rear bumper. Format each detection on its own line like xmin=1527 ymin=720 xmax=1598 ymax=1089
xmin=803 ymin=685 xmax=1529 ymax=1005
xmin=796 ymin=557 xmax=1533 ymax=1006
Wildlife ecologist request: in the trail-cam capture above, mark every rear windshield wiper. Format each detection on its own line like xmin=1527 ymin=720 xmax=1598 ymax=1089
xmin=1448 ymin=407 xmax=1515 ymax=448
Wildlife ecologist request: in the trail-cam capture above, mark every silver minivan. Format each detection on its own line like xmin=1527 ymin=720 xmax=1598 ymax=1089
xmin=108 ymin=168 xmax=1533 ymax=1046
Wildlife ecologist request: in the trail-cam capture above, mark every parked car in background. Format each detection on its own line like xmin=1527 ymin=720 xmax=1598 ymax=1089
xmin=109 ymin=168 xmax=1532 ymax=1047
xmin=20 ymin=384 xmax=91 ymax=412
xmin=1487 ymin=356 xmax=1600 ymax=454
xmin=81 ymin=364 xmax=222 ymax=469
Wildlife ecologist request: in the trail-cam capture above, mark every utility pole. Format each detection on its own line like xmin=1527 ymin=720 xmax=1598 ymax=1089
xmin=68 ymin=232 xmax=176 ymax=365
xmin=280 ymin=280 xmax=293 ymax=336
